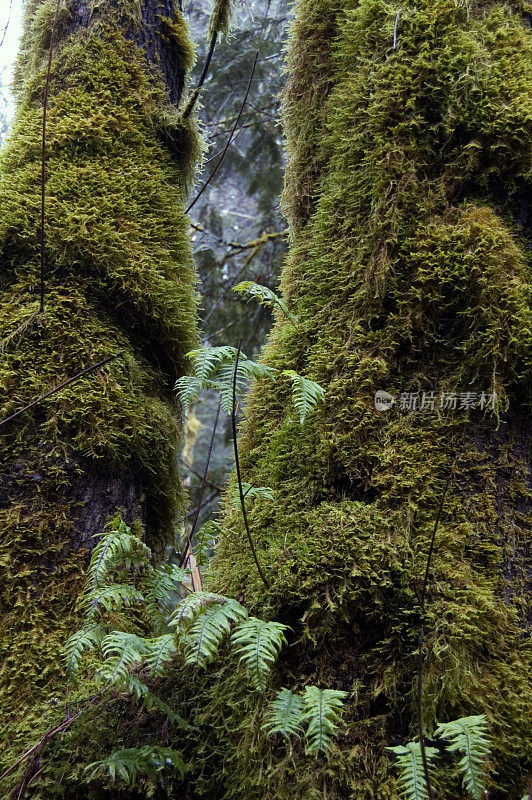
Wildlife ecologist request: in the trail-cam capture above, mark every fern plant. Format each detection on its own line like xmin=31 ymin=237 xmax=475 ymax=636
xmin=263 ymin=686 xmax=348 ymax=754
xmin=232 ymin=618 xmax=288 ymax=690
xmin=175 ymin=346 xmax=324 ymax=424
xmin=387 ymin=742 xmax=439 ymax=800
xmin=84 ymin=746 xmax=186 ymax=787
xmin=233 ymin=280 xmax=298 ymax=327
xmin=435 ymin=715 xmax=490 ymax=800
xmin=388 ymin=715 xmax=491 ymax=800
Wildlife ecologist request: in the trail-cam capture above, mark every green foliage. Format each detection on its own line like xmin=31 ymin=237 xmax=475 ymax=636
xmin=282 ymin=370 xmax=325 ymax=424
xmin=388 ymin=716 xmax=491 ymax=800
xmin=234 ymin=281 xmax=298 ymax=327
xmin=263 ymin=686 xmax=347 ymax=753
xmin=387 ymin=743 xmax=439 ymax=800
xmin=84 ymin=745 xmax=186 ymax=787
xmin=231 ymin=618 xmax=288 ymax=690
xmin=177 ymin=596 xmax=248 ymax=667
xmin=176 ymin=346 xmax=325 ymax=420
xmin=63 ymin=624 xmax=105 ymax=679
xmin=262 ymin=688 xmax=304 ymax=738
xmin=435 ymin=715 xmax=490 ymax=800
xmin=232 ymin=482 xmax=274 ymax=505
xmin=301 ymin=687 xmax=348 ymax=755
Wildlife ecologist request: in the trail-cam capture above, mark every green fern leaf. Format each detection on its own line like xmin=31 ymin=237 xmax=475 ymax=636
xmin=302 ymin=687 xmax=348 ymax=754
xmin=98 ymin=631 xmax=148 ymax=684
xmin=218 ymin=358 xmax=276 ymax=413
xmin=145 ymin=634 xmax=177 ymax=677
xmin=63 ymin=624 xmax=105 ymax=677
xmin=435 ymin=716 xmax=490 ymax=800
xmin=263 ymin=688 xmax=304 ymax=738
xmin=142 ymin=564 xmax=188 ymax=626
xmin=182 ymin=598 xmax=248 ymax=667
xmin=387 ymin=742 xmax=439 ymax=800
xmin=188 ymin=346 xmax=239 ymax=381
xmin=174 ymin=375 xmax=203 ymax=417
xmin=80 ymin=583 xmax=144 ymax=618
xmin=231 ymin=617 xmax=288 ymax=690
xmin=84 ymin=746 xmax=186 ymax=787
xmin=282 ymin=370 xmax=325 ymax=424
xmin=231 ymin=482 xmax=274 ymax=507
xmin=88 ymin=521 xmax=150 ymax=589
xmin=233 ymin=281 xmax=298 ymax=326
xmin=120 ymin=674 xmax=192 ymax=730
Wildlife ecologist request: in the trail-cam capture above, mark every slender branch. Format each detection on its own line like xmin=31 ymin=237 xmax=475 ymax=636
xmin=185 ymin=490 xmax=218 ymax=521
xmin=40 ymin=0 xmax=62 ymax=313
xmin=231 ymin=339 xmax=270 ymax=587
xmin=179 ymin=400 xmax=222 ymax=568
xmin=183 ymin=31 xmax=218 ymax=118
xmin=0 ymin=690 xmax=106 ymax=784
xmin=416 ymin=466 xmax=455 ymax=800
xmin=186 ymin=51 xmax=259 ymax=214
xmin=0 ymin=0 xmax=13 ymax=49
xmin=0 ymin=351 xmax=123 ymax=429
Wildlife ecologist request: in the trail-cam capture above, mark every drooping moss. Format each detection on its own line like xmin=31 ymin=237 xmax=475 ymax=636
xmin=198 ymin=0 xmax=531 ymax=797
xmin=0 ymin=0 xmax=199 ymax=790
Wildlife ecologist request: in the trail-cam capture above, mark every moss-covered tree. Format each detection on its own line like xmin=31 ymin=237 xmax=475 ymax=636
xmin=199 ymin=0 xmax=531 ymax=797
xmin=0 ymin=0 xmax=198 ymax=781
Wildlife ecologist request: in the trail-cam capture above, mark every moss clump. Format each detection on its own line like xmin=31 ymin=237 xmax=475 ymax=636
xmin=195 ymin=0 xmax=531 ymax=797
xmin=0 ymin=0 xmax=199 ymax=790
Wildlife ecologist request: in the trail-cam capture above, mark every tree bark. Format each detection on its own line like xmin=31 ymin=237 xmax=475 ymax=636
xmin=204 ymin=2 xmax=532 ymax=798
xmin=0 ymin=0 xmax=197 ymax=784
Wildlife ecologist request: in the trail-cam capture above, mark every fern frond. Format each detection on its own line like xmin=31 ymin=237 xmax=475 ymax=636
xmin=168 ymin=591 xmax=228 ymax=628
xmin=188 ymin=346 xmax=239 ymax=381
xmin=193 ymin=521 xmax=222 ymax=568
xmin=84 ymin=746 xmax=186 ymax=787
xmin=182 ymin=598 xmax=248 ymax=667
xmin=233 ymin=281 xmax=298 ymax=326
xmin=282 ymin=370 xmax=325 ymax=424
xmin=80 ymin=583 xmax=144 ymax=620
xmin=98 ymin=631 xmax=149 ymax=684
xmin=263 ymin=688 xmax=304 ymax=738
xmin=231 ymin=482 xmax=274 ymax=507
xmin=142 ymin=564 xmax=188 ymax=625
xmin=63 ymin=624 xmax=105 ymax=677
xmin=302 ymin=687 xmax=348 ymax=754
xmin=88 ymin=521 xmax=150 ymax=590
xmin=145 ymin=634 xmax=177 ymax=677
xmin=174 ymin=375 xmax=203 ymax=417
xmin=435 ymin=716 xmax=490 ymax=800
xmin=387 ymin=742 xmax=439 ymax=800
xmin=218 ymin=358 xmax=276 ymax=413
xmin=231 ymin=617 xmax=288 ymax=690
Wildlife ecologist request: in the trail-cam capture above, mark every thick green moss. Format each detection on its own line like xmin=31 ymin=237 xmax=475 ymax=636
xmin=0 ymin=0 xmax=199 ymax=791
xmin=200 ymin=0 xmax=531 ymax=797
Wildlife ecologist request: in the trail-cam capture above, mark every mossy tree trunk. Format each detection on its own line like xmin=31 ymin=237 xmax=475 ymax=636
xmin=0 ymin=0 xmax=198 ymax=779
xmin=203 ymin=1 xmax=532 ymax=798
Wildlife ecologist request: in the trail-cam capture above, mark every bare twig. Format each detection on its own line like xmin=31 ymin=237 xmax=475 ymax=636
xmin=416 ymin=466 xmax=455 ymax=800
xmin=186 ymin=51 xmax=259 ymax=214
xmin=0 ymin=0 xmax=13 ymax=49
xmin=231 ymin=339 xmax=270 ymax=587
xmin=183 ymin=30 xmax=218 ymax=118
xmin=40 ymin=0 xmax=62 ymax=313
xmin=0 ymin=351 xmax=123 ymax=429
xmin=0 ymin=690 xmax=106 ymax=785
xmin=180 ymin=400 xmax=222 ymax=568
